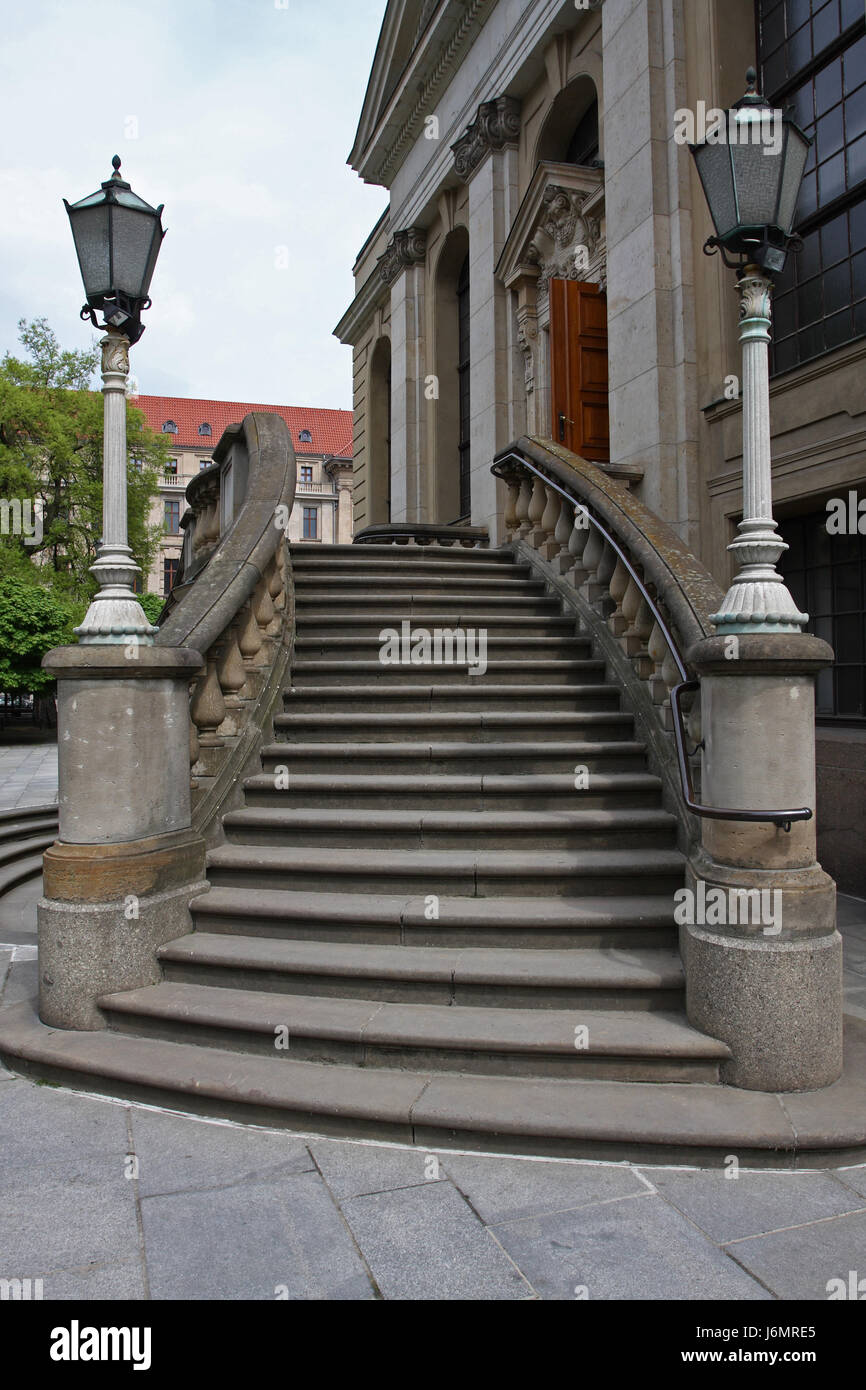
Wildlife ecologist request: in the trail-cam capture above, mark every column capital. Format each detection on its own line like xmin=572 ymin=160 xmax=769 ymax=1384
xmin=451 ymin=95 xmax=521 ymax=181
xmin=377 ymin=226 xmax=427 ymax=286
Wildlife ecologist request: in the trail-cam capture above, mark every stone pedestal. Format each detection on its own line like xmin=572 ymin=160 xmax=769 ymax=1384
xmin=682 ymin=633 xmax=843 ymax=1091
xmin=38 ymin=645 xmax=206 ymax=1030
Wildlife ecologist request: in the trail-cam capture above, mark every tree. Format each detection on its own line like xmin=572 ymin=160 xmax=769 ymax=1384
xmin=0 ymin=577 xmax=82 ymax=692
xmin=0 ymin=318 xmax=164 ymax=604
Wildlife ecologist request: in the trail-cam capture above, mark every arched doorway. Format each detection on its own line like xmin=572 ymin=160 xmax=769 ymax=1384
xmin=433 ymin=226 xmax=470 ymax=522
xmin=368 ymin=337 xmax=391 ymax=525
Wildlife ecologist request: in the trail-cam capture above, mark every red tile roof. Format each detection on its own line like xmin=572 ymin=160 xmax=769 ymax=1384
xmin=130 ymin=394 xmax=353 ymax=458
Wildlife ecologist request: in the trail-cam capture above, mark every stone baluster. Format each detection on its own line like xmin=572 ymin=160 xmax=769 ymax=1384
xmin=647 ymin=621 xmax=670 ymax=708
xmin=503 ymin=476 xmax=521 ymax=534
xmin=526 ymin=476 xmax=547 ymax=548
xmin=190 ymin=654 xmax=226 ymax=764
xmin=562 ymin=507 xmax=591 ymax=581
xmin=515 ymin=475 xmax=534 ymax=537
xmin=215 ymin=625 xmax=248 ymax=737
xmin=266 ymin=558 xmax=283 ymax=636
xmin=539 ymin=482 xmax=562 ymax=560
xmin=608 ymin=557 xmax=630 ymax=637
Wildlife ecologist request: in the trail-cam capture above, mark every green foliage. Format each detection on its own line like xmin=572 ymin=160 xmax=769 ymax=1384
xmin=0 ymin=318 xmax=164 ymax=604
xmin=0 ymin=319 xmax=166 ymax=689
xmin=0 ymin=576 xmax=82 ymax=691
xmin=138 ymin=592 xmax=165 ymax=625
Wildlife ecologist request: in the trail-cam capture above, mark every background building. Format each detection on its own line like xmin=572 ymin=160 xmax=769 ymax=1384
xmin=131 ymin=395 xmax=354 ymax=594
xmin=335 ymin=0 xmax=865 ymax=891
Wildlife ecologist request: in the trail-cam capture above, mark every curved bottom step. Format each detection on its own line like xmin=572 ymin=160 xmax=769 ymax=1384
xmin=1 ymin=1000 xmax=865 ymax=1168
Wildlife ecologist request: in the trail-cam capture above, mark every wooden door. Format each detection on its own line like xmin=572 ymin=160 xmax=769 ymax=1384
xmin=549 ymin=279 xmax=610 ymax=462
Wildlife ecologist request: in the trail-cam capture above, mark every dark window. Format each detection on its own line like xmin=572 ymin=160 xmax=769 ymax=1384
xmin=779 ymin=503 xmax=866 ymax=720
xmin=165 ymin=458 xmax=178 ymax=474
xmin=131 ymin=574 xmax=142 ymax=595
xmin=198 ymin=423 xmax=212 ymax=436
xmin=302 ymin=506 xmax=319 ymax=540
xmin=164 ymin=499 xmax=180 ymax=535
xmin=566 ymin=100 xmax=600 ymax=167
xmin=199 ymin=458 xmax=211 ymax=470
xmin=757 ymin=0 xmax=866 ymax=373
xmin=300 ymin=465 xmax=313 ymax=483
xmin=457 ymin=254 xmax=471 ymax=519
xmin=162 ymin=420 xmax=178 ymax=434
xmin=299 ymin=429 xmax=313 ymax=443
xmin=163 ymin=557 xmax=179 ymax=596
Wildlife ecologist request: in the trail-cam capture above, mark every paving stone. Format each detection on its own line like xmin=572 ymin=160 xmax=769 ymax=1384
xmin=340 ymin=1180 xmax=533 ymax=1300
xmin=0 ymin=1176 xmax=140 ymax=1272
xmin=835 ymin=1166 xmax=866 ymax=1201
xmin=141 ymin=1170 xmax=374 ymax=1300
xmin=724 ymin=1210 xmax=866 ymax=1299
xmin=37 ymin=1259 xmax=147 ymax=1301
xmin=129 ymin=1107 xmax=315 ymax=1198
xmin=0 ymin=1084 xmax=129 ymax=1194
xmin=442 ymin=1152 xmax=647 ymax=1224
xmin=493 ymin=1193 xmax=771 ymax=1300
xmin=641 ymin=1167 xmax=866 ymax=1243
xmin=0 ymin=955 xmax=38 ymax=1008
xmin=309 ymin=1137 xmax=443 ymax=1200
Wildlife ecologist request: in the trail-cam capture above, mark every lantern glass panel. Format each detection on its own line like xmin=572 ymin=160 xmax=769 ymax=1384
xmin=729 ymin=113 xmax=782 ymax=227
xmin=111 ymin=206 xmax=161 ymax=299
xmin=776 ymin=126 xmax=811 ymax=232
xmin=69 ymin=205 xmax=112 ymax=300
xmin=693 ymin=141 xmax=737 ymax=239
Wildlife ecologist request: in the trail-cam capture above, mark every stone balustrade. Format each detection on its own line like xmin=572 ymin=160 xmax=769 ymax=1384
xmin=493 ymin=437 xmax=725 ymax=829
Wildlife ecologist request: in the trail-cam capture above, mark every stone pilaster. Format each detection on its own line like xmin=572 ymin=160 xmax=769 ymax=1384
xmin=380 ymin=228 xmax=427 ymax=523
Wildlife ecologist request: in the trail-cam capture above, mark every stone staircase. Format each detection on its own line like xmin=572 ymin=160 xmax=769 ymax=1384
xmin=73 ymin=541 xmax=731 ymax=1147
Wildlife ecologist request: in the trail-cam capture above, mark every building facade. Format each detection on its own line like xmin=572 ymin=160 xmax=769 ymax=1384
xmin=132 ymin=395 xmax=354 ymax=594
xmin=335 ymin=0 xmax=866 ymax=890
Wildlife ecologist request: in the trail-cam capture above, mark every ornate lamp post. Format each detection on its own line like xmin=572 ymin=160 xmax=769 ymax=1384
xmin=64 ymin=156 xmax=166 ymax=644
xmin=690 ymin=70 xmax=811 ymax=633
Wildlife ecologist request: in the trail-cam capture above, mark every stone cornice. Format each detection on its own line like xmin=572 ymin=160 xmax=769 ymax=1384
xmin=351 ymin=0 xmax=498 ymax=187
xmin=376 ymin=225 xmax=427 ymax=287
xmin=451 ymin=96 xmax=522 ymax=181
xmin=333 ymin=268 xmax=390 ymax=346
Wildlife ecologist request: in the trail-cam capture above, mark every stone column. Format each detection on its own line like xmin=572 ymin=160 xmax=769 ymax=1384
xmin=38 ymin=644 xmax=206 ymax=1031
xmin=682 ymin=633 xmax=842 ymax=1091
xmin=452 ymin=97 xmax=522 ymax=541
xmin=379 ymin=228 xmax=427 ymax=523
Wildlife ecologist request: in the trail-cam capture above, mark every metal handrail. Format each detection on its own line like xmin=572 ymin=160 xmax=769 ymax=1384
xmin=493 ymin=448 xmax=812 ymax=831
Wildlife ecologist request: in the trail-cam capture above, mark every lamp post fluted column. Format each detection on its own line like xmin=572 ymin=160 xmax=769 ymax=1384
xmin=709 ymin=265 xmax=808 ymax=634
xmin=74 ymin=330 xmax=158 ymax=645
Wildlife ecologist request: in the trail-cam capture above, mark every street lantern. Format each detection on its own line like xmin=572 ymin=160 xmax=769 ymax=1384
xmin=64 ymin=155 xmax=165 ymax=344
xmin=690 ymin=68 xmax=810 ymax=275
xmin=689 ymin=72 xmax=809 ymax=635
xmin=63 ymin=157 xmax=166 ymax=644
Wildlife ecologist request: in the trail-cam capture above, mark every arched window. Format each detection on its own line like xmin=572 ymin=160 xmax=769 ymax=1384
xmin=566 ymin=100 xmax=600 ymax=167
xmin=299 ymin=429 xmax=313 ymax=444
xmin=162 ymin=420 xmax=178 ymax=434
xmin=457 ymin=255 xmax=471 ymax=519
xmin=198 ymin=423 xmax=212 ymax=436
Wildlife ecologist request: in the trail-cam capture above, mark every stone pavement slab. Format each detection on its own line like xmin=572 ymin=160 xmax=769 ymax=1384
xmin=639 ymin=1166 xmax=866 ymax=1243
xmin=340 ymin=1179 xmax=534 ymax=1300
xmin=492 ymin=1193 xmax=772 ymax=1300
xmin=1 ymin=1177 xmax=140 ymax=1273
xmin=441 ymin=1151 xmax=647 ymax=1224
xmin=0 ymin=1082 xmax=130 ymax=1194
xmin=724 ymin=1210 xmax=866 ymax=1300
xmin=37 ymin=1260 xmax=147 ymax=1302
xmin=129 ymin=1106 xmax=315 ymax=1198
xmin=140 ymin=1170 xmax=376 ymax=1300
xmin=309 ymin=1135 xmax=446 ymax=1200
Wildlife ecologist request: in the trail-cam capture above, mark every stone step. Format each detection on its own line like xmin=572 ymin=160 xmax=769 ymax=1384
xmin=290 ymin=543 xmax=511 ymax=564
xmin=243 ymin=771 xmax=663 ymax=811
xmin=158 ymin=933 xmax=685 ymax=1010
xmin=100 ymin=982 xmax=727 ymax=1082
xmin=295 ymin=614 xmax=580 ymax=638
xmin=294 ymin=592 xmax=562 ymax=613
xmin=221 ymin=806 xmax=677 ymax=851
xmin=258 ymin=740 xmax=650 ymax=775
xmin=289 ymin=660 xmax=608 ymax=688
xmin=0 ymin=832 xmax=54 ymax=871
xmin=291 ymin=558 xmax=529 ymax=581
xmin=6 ymin=999 xmax=862 ymax=1163
xmin=205 ymin=843 xmax=685 ymax=897
xmin=0 ymin=815 xmax=57 ymax=847
xmin=283 ymin=684 xmax=622 ymax=713
xmin=293 ymin=572 xmax=539 ymax=593
xmin=292 ymin=634 xmax=593 ymax=661
xmin=0 ymin=851 xmax=46 ymax=897
xmin=272 ymin=709 xmax=637 ymax=744
xmin=189 ymin=886 xmax=678 ymax=948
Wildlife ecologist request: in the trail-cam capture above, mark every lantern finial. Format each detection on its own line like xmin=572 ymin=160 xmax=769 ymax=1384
xmin=111 ymin=155 xmax=122 ymax=178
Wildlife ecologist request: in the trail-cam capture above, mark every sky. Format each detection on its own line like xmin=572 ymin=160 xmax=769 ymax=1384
xmin=0 ymin=0 xmax=389 ymax=409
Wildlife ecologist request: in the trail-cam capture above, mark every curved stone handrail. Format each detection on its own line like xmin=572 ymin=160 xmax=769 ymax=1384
xmin=354 ymin=522 xmax=489 ymax=547
xmin=492 ymin=437 xmax=725 ymax=838
xmin=155 ymin=411 xmax=297 ymax=835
